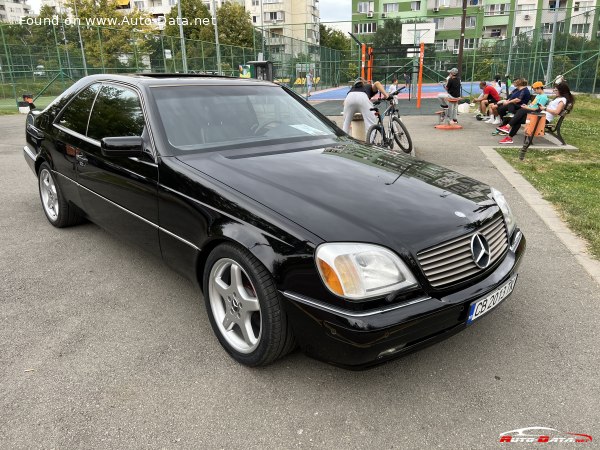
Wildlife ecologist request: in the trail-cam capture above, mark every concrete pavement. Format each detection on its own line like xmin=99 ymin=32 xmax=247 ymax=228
xmin=1 ymin=113 xmax=598 ymax=449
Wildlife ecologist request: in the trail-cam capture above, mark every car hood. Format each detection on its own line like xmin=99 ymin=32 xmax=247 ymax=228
xmin=176 ymin=138 xmax=499 ymax=253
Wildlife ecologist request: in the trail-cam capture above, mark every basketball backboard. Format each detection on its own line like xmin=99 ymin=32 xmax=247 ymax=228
xmin=401 ymin=23 xmax=436 ymax=45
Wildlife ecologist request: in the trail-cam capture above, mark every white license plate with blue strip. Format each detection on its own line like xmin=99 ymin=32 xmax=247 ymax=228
xmin=467 ymin=275 xmax=518 ymax=324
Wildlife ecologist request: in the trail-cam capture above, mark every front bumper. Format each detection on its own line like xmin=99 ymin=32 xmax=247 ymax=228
xmin=282 ymin=230 xmax=526 ymax=369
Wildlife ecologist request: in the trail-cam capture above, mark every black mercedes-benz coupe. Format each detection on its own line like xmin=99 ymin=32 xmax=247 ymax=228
xmin=24 ymin=74 xmax=525 ymax=368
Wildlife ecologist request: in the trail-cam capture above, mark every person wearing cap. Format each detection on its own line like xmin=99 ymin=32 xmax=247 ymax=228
xmin=342 ymin=77 xmax=389 ymax=139
xmin=438 ymin=68 xmax=461 ymax=124
xmin=497 ymin=81 xmax=549 ymax=144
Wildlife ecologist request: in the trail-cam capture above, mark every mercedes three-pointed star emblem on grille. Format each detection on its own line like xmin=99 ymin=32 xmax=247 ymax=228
xmin=471 ymin=233 xmax=491 ymax=269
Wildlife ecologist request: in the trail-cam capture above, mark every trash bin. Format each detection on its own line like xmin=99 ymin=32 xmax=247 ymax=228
xmin=350 ymin=113 xmax=365 ymax=140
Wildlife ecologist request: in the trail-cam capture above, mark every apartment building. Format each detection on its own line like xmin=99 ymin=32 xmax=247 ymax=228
xmin=245 ymin=0 xmax=320 ymax=57
xmin=0 ymin=0 xmax=33 ymax=22
xmin=352 ymin=0 xmax=600 ymax=51
xmin=40 ymin=0 xmax=241 ymax=29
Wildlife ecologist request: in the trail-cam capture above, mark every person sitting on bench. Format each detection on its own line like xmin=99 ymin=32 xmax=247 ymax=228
xmin=497 ymin=82 xmax=573 ymax=144
xmin=496 ymin=81 xmax=549 ymax=144
xmin=489 ymin=78 xmax=530 ymax=125
xmin=473 ymin=80 xmax=501 ymax=122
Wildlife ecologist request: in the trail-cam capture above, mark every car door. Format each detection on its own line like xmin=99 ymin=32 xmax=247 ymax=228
xmin=76 ymin=82 xmax=161 ymax=257
xmin=51 ymin=82 xmax=102 ymax=210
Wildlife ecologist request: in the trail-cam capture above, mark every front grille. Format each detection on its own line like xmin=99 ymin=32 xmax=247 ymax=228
xmin=417 ymin=215 xmax=509 ymax=288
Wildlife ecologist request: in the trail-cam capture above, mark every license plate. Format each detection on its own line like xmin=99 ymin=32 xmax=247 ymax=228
xmin=467 ymin=275 xmax=518 ymax=325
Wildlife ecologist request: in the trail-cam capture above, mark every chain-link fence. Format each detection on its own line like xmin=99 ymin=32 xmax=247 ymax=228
xmin=0 ymin=21 xmax=343 ymax=110
xmin=1 ymin=8 xmax=599 ymax=111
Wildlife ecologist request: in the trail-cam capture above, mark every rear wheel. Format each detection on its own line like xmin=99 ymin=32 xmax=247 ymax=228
xmin=38 ymin=162 xmax=83 ymax=228
xmin=203 ymin=243 xmax=295 ymax=366
xmin=366 ymin=124 xmax=386 ymax=148
xmin=391 ymin=117 xmax=413 ymax=154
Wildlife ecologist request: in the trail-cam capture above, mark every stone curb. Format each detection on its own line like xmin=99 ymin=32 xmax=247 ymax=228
xmin=480 ymin=146 xmax=600 ymax=287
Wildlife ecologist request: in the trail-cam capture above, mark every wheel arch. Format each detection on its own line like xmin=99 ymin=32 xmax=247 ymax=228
xmin=196 ymin=222 xmax=284 ymax=293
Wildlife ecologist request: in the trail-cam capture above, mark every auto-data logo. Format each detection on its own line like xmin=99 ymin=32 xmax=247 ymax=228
xmin=499 ymin=427 xmax=592 ymax=443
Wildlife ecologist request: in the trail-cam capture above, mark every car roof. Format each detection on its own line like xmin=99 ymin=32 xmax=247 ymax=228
xmin=79 ymin=73 xmax=277 ymax=88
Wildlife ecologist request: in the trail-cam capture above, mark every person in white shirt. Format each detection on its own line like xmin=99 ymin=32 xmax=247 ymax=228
xmin=539 ymin=82 xmax=574 ymax=123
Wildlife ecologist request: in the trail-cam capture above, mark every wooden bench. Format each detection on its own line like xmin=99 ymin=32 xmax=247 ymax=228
xmin=545 ymin=102 xmax=573 ymax=145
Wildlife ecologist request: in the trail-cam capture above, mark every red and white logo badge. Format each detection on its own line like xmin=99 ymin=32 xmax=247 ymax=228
xmin=499 ymin=427 xmax=592 ymax=443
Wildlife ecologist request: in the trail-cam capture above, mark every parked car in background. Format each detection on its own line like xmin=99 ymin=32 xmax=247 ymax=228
xmin=23 ymin=74 xmax=526 ymax=368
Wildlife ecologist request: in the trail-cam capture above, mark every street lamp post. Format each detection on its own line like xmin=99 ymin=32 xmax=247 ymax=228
xmin=72 ymin=0 xmax=88 ymax=76
xmin=177 ymin=0 xmax=188 ymax=73
xmin=212 ymin=0 xmax=221 ymax=73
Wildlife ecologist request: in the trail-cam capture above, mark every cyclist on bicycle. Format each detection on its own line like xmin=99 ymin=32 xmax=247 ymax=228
xmin=343 ymin=77 xmax=389 ymax=140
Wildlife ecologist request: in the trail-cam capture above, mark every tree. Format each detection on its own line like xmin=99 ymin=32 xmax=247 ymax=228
xmin=215 ymin=2 xmax=254 ymax=48
xmin=71 ymin=0 xmax=154 ymax=70
xmin=319 ymin=24 xmax=350 ymax=52
xmin=372 ymin=18 xmax=403 ymax=50
xmin=164 ymin=0 xmax=213 ymax=42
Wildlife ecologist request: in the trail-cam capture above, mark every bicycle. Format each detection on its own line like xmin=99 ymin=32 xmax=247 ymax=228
xmin=366 ymin=87 xmax=413 ymax=154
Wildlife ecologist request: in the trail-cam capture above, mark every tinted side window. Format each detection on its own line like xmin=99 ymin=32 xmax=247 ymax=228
xmin=87 ymin=84 xmax=145 ymax=140
xmin=57 ymin=83 xmax=100 ymax=135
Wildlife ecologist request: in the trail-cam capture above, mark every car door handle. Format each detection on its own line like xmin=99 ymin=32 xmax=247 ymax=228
xmin=76 ymin=153 xmax=88 ymax=166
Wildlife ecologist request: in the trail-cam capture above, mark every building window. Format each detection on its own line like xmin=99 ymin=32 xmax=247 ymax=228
xmin=411 ymin=1 xmax=421 ymax=10
xmin=517 ymin=4 xmax=534 ymax=12
xmin=433 ymin=18 xmax=444 ymax=30
xmin=468 ymin=0 xmax=478 ymax=5
xmin=383 ymin=3 xmax=399 ymax=13
xmin=252 ymin=15 xmax=256 ymax=23
xmin=357 ymin=2 xmax=374 ymax=13
xmin=571 ymin=23 xmax=590 ymax=34
xmin=252 ymin=0 xmax=259 ymax=5
xmin=353 ymin=22 xmax=377 ymax=34
xmin=438 ymin=0 xmax=450 ymax=6
xmin=466 ymin=16 xmax=476 ymax=27
xmin=134 ymin=1 xmax=144 ymax=8
xmin=265 ymin=11 xmax=284 ymax=22
xmin=464 ymin=38 xmax=477 ymax=49
xmin=542 ymin=22 xmax=565 ymax=33
xmin=490 ymin=28 xmax=502 ymax=37
xmin=515 ymin=26 xmax=533 ymax=35
xmin=485 ymin=3 xmax=508 ymax=15
xmin=435 ymin=39 xmax=447 ymax=51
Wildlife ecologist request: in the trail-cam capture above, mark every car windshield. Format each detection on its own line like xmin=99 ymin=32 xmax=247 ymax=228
xmin=151 ymin=84 xmax=336 ymax=153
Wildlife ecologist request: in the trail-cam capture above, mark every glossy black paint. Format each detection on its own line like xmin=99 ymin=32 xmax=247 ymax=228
xmin=23 ymin=74 xmax=526 ymax=368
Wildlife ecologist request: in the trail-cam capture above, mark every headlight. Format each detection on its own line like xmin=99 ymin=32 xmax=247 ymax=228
xmin=315 ymin=243 xmax=418 ymax=300
xmin=490 ymin=187 xmax=516 ymax=236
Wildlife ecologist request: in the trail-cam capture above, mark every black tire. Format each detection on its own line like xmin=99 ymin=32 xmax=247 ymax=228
xmin=37 ymin=163 xmax=83 ymax=228
xmin=391 ymin=117 xmax=413 ymax=154
xmin=202 ymin=242 xmax=295 ymax=366
xmin=366 ymin=124 xmax=386 ymax=148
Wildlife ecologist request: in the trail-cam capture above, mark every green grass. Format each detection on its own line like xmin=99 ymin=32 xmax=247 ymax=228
xmin=496 ymin=94 xmax=600 ymax=259
xmin=0 ymin=95 xmax=57 ymax=114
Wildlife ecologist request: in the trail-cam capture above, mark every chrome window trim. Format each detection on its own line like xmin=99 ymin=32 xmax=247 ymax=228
xmin=53 ymin=171 xmax=199 ymax=252
xmin=53 ymin=123 xmax=101 ymax=147
xmin=282 ymin=291 xmax=431 ymax=318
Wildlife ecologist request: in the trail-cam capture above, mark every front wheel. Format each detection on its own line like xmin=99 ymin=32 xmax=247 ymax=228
xmin=366 ymin=124 xmax=386 ymax=148
xmin=391 ymin=117 xmax=413 ymax=154
xmin=203 ymin=243 xmax=295 ymax=366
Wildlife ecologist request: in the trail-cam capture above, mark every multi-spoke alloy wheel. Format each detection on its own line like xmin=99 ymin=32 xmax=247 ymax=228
xmin=39 ymin=167 xmax=59 ymax=222
xmin=208 ymin=258 xmax=262 ymax=354
xmin=203 ymin=243 xmax=295 ymax=366
xmin=37 ymin=162 xmax=83 ymax=228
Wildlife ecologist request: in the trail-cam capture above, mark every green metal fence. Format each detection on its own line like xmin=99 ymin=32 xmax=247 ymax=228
xmin=0 ymin=21 xmax=343 ymax=110
xmin=1 ymin=8 xmax=600 ymax=111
